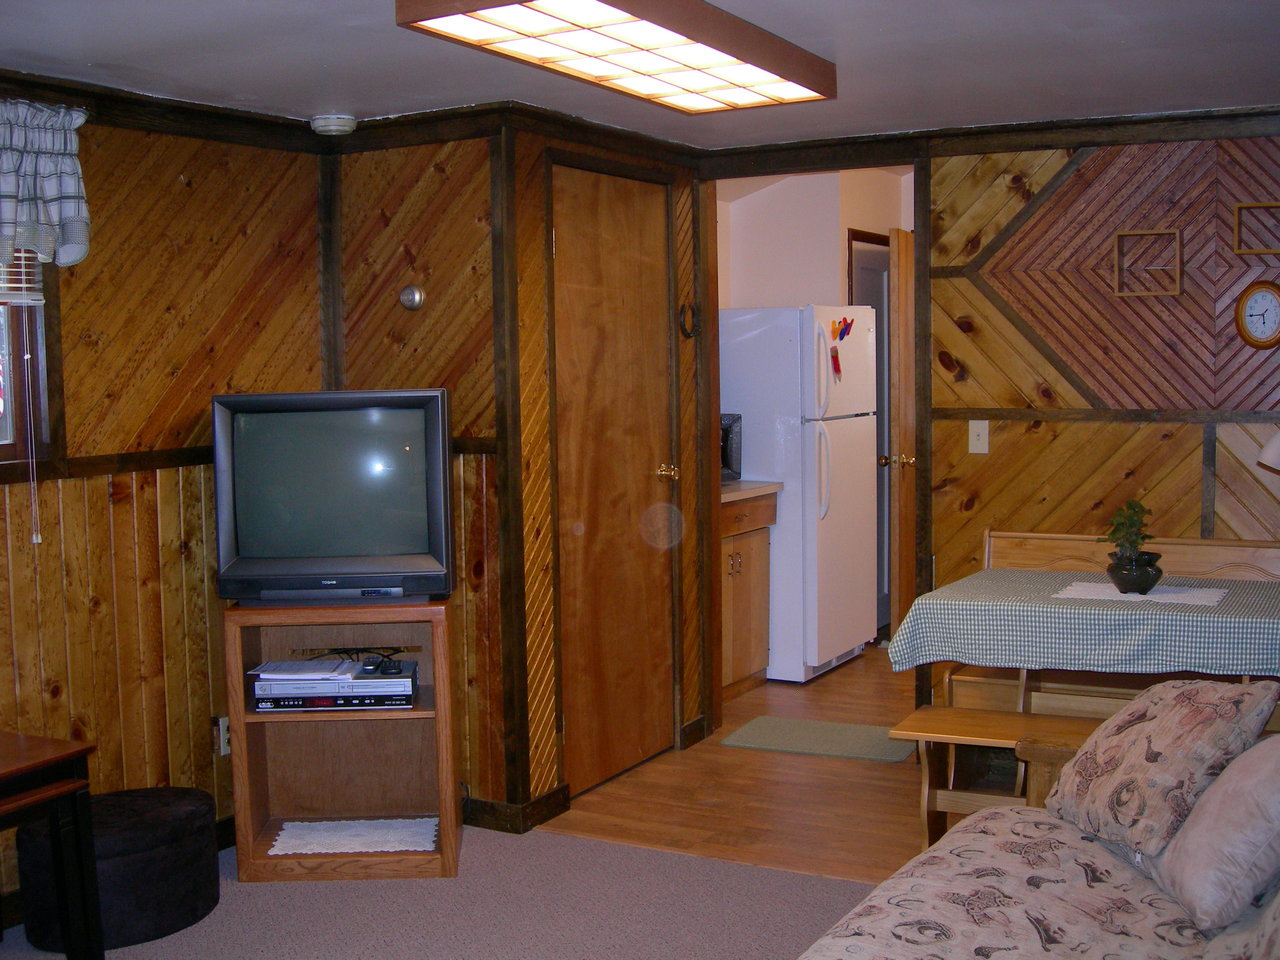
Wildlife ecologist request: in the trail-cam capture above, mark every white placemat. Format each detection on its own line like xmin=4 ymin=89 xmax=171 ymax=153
xmin=1053 ymin=581 xmax=1227 ymax=606
xmin=269 ymin=817 xmax=438 ymax=855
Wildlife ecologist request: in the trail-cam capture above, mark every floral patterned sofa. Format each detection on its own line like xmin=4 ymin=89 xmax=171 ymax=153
xmin=800 ymin=678 xmax=1280 ymax=959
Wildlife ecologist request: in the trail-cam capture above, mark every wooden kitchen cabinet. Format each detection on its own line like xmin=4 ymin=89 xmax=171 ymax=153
xmin=720 ymin=489 xmax=778 ymax=699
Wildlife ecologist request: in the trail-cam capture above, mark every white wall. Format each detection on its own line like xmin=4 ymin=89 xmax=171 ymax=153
xmin=840 ymin=168 xmax=913 ymax=238
xmin=717 ymin=168 xmax=913 ymax=308
xmin=720 ymin=172 xmax=844 ymax=308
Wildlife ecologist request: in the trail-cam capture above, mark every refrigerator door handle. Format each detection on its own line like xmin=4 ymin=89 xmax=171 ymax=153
xmin=817 ymin=420 xmax=832 ymax=520
xmin=813 ymin=320 xmax=830 ymax=418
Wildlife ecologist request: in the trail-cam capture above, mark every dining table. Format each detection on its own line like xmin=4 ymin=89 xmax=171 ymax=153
xmin=890 ymin=567 xmax=1280 ymax=705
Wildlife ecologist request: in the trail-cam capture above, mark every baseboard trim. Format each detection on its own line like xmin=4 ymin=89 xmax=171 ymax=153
xmin=680 ymin=716 xmax=710 ymax=749
xmin=463 ymin=784 xmax=570 ymax=834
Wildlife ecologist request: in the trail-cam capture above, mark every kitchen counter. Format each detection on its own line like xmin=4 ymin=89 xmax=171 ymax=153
xmin=720 ymin=480 xmax=783 ymax=503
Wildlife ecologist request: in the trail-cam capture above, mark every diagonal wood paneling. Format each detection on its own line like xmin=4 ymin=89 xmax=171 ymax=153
xmin=932 ymin=276 xmax=1090 ymax=410
xmin=514 ymin=133 xmax=560 ymax=800
xmin=981 ymin=142 xmax=1220 ymax=410
xmin=341 ymin=140 xmax=496 ymax=437
xmin=1213 ymin=139 xmax=1280 ymax=411
xmin=61 ymin=126 xmax=323 ymax=455
xmin=932 ymin=420 xmax=1204 ymax=586
xmin=1215 ymin=423 xmax=1280 ymax=539
xmin=931 ymin=150 xmax=1074 ymax=268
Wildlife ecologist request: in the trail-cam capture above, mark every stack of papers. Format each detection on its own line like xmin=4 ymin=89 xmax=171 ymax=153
xmin=249 ymin=660 xmax=360 ymax=680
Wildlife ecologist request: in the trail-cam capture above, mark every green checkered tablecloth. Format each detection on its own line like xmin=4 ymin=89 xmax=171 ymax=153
xmin=888 ymin=568 xmax=1280 ymax=675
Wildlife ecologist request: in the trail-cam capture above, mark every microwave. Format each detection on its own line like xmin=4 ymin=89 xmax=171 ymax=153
xmin=720 ymin=414 xmax=741 ymax=482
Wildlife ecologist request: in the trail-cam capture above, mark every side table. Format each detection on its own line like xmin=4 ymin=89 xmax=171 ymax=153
xmin=0 ymin=731 xmax=102 ymax=960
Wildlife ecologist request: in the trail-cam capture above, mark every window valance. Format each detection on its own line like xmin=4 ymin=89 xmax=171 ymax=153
xmin=0 ymin=99 xmax=90 ymax=268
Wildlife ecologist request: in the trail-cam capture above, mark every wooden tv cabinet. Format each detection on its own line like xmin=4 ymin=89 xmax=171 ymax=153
xmin=223 ymin=602 xmax=458 ymax=881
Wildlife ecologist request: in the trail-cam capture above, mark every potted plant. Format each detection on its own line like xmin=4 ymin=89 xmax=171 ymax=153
xmin=1098 ymin=499 xmax=1163 ymax=594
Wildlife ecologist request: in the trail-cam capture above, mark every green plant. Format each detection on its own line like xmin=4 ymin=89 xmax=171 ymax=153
xmin=1099 ymin=499 xmax=1153 ymax=558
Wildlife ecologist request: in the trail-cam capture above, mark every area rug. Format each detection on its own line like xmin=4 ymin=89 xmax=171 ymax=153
xmin=722 ymin=716 xmax=915 ymax=762
xmin=4 ymin=828 xmax=874 ymax=960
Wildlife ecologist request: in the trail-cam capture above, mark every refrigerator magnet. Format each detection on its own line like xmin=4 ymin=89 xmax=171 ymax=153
xmin=830 ymin=345 xmax=842 ymax=381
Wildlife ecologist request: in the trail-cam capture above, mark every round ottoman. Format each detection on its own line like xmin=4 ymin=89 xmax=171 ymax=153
xmin=17 ymin=787 xmax=219 ymax=951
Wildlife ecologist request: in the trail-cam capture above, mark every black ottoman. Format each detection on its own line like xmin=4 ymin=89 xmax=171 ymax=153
xmin=17 ymin=787 xmax=219 ymax=951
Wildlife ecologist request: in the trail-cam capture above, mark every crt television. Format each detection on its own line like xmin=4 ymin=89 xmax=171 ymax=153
xmin=212 ymin=388 xmax=454 ymax=603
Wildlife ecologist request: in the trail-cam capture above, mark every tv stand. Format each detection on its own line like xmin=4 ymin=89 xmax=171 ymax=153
xmin=223 ymin=602 xmax=458 ymax=881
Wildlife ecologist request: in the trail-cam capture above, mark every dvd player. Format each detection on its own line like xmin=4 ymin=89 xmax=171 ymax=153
xmin=255 ymin=693 xmax=413 ymax=711
xmin=252 ymin=662 xmax=417 ymax=697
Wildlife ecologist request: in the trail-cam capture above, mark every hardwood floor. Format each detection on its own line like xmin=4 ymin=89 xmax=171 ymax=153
xmin=537 ymin=644 xmax=922 ymax=885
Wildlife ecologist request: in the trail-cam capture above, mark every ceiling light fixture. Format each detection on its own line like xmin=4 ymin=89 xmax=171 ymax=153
xmin=395 ymin=0 xmax=835 ymax=114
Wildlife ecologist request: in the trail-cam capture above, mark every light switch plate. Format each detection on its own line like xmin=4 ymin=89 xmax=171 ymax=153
xmin=968 ymin=420 xmax=989 ymax=455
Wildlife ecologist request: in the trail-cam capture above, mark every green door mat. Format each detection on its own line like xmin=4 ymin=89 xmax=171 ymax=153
xmin=721 ymin=716 xmax=915 ymax=762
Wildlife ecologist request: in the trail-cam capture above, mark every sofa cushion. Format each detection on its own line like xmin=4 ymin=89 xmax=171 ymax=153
xmin=1198 ymin=880 xmax=1280 ymax=960
xmin=1045 ymin=678 xmax=1279 ymax=862
xmin=1151 ymin=734 xmax=1280 ymax=931
xmin=798 ymin=806 xmax=1205 ymax=959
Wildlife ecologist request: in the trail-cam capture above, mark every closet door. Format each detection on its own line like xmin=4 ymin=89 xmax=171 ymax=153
xmin=552 ymin=162 xmax=676 ymax=795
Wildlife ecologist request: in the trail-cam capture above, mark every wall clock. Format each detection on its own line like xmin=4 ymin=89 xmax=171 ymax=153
xmin=1236 ymin=280 xmax=1280 ymax=349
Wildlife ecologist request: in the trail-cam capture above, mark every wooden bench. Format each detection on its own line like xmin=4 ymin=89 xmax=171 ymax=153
xmin=889 ymin=705 xmax=1101 ymax=849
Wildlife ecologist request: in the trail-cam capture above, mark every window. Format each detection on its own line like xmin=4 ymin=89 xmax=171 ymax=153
xmin=0 ymin=250 xmax=51 ymax=466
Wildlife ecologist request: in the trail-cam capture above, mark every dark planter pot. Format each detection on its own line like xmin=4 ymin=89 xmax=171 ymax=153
xmin=1107 ymin=551 xmax=1163 ymax=594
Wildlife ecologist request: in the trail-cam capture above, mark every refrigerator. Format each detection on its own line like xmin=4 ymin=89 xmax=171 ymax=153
xmin=720 ymin=305 xmax=879 ymax=682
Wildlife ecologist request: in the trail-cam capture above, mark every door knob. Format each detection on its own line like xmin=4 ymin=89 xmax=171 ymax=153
xmin=878 ymin=454 xmax=895 ymax=467
xmin=655 ymin=463 xmax=681 ymax=480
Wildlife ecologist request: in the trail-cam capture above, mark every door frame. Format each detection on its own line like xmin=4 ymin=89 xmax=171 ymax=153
xmin=544 ymin=149 xmax=687 ymax=779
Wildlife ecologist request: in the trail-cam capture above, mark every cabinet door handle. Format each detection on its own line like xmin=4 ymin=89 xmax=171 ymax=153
xmin=655 ymin=463 xmax=681 ymax=480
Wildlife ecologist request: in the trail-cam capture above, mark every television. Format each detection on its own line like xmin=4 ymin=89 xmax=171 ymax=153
xmin=212 ymin=388 xmax=454 ymax=603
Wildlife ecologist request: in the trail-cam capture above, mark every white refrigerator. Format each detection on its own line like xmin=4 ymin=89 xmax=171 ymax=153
xmin=720 ymin=305 xmax=879 ymax=682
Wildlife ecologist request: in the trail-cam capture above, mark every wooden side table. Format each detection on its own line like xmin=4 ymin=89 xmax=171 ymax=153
xmin=0 ymin=731 xmax=102 ymax=960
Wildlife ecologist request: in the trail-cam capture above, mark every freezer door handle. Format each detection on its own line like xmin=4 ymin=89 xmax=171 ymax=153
xmin=817 ymin=421 xmax=832 ymax=520
xmin=813 ymin=320 xmax=830 ymax=418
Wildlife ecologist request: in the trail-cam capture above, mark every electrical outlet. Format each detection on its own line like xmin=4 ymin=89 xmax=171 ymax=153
xmin=217 ymin=716 xmax=231 ymax=756
xmin=968 ymin=419 xmax=989 ymax=455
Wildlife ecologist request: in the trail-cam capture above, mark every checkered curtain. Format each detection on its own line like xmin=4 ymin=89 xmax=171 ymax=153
xmin=0 ymin=98 xmax=90 ymax=267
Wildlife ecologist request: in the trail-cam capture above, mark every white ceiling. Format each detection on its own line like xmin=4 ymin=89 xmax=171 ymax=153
xmin=2 ymin=0 xmax=1277 ymax=150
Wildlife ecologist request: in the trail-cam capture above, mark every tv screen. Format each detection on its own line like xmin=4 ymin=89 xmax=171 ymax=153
xmin=212 ymin=389 xmax=453 ymax=603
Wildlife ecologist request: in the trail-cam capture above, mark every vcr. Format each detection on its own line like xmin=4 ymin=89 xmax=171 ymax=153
xmin=255 ymin=693 xmax=413 ymax=711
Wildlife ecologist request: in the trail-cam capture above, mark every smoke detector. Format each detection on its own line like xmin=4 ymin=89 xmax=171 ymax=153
xmin=309 ymin=114 xmax=357 ymax=135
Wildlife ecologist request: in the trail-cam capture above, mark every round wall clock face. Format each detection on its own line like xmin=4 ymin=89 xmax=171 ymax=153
xmin=1236 ymin=280 xmax=1280 ymax=349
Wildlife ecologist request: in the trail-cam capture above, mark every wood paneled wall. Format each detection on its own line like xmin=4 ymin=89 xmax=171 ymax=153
xmin=0 ymin=467 xmax=225 ymax=891
xmin=930 ymin=139 xmax=1280 ymax=584
xmin=338 ymin=138 xmax=508 ymax=806
xmin=0 ymin=124 xmax=324 ymax=893
xmin=62 ymin=126 xmax=322 ymax=454
xmin=341 ymin=140 xmax=495 ymax=436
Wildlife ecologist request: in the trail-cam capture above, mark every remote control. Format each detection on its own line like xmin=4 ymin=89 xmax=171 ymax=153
xmin=379 ymin=659 xmax=404 ymax=675
xmin=360 ymin=656 xmax=382 ymax=674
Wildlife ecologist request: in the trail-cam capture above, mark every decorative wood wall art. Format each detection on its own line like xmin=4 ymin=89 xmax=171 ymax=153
xmin=1113 ymin=229 xmax=1182 ymax=297
xmin=1233 ymin=202 xmax=1280 ymax=255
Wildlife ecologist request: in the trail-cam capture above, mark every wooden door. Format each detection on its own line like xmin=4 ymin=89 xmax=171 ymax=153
xmin=889 ymin=227 xmax=918 ymax=629
xmin=552 ymin=163 xmax=676 ymax=795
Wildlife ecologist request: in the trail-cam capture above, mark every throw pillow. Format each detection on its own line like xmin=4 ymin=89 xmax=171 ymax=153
xmin=1151 ymin=735 xmax=1280 ymax=931
xmin=1045 ymin=678 xmax=1280 ymax=861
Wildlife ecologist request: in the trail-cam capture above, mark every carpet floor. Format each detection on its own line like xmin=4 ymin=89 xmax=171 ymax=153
xmin=2 ymin=828 xmax=871 ymax=960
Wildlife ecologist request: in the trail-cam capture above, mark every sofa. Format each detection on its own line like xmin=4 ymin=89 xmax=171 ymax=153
xmin=800 ymin=678 xmax=1280 ymax=959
